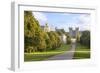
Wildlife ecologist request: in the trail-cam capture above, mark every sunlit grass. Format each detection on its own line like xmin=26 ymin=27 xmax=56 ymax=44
xmin=73 ymin=43 xmax=90 ymax=59
xmin=24 ymin=44 xmax=71 ymax=61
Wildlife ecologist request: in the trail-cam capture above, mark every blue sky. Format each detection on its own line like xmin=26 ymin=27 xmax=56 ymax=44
xmin=33 ymin=12 xmax=91 ymax=32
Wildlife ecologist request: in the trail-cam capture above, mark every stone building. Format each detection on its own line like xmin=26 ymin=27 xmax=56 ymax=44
xmin=59 ymin=34 xmax=67 ymax=44
xmin=69 ymin=27 xmax=79 ymax=38
xmin=55 ymin=28 xmax=67 ymax=44
xmin=41 ymin=24 xmax=67 ymax=44
xmin=69 ymin=27 xmax=80 ymax=42
xmin=41 ymin=24 xmax=51 ymax=32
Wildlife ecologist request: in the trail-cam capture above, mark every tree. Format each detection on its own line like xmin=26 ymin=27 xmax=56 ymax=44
xmin=36 ymin=30 xmax=47 ymax=52
xmin=67 ymin=34 xmax=71 ymax=44
xmin=56 ymin=29 xmax=66 ymax=35
xmin=47 ymin=31 xmax=62 ymax=50
xmin=80 ymin=31 xmax=90 ymax=48
xmin=24 ymin=11 xmax=43 ymax=52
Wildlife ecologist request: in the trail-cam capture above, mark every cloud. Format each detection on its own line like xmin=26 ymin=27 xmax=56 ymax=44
xmin=57 ymin=13 xmax=91 ymax=31
xmin=77 ymin=14 xmax=90 ymax=24
xmin=32 ymin=12 xmax=47 ymax=25
xmin=76 ymin=14 xmax=91 ymax=30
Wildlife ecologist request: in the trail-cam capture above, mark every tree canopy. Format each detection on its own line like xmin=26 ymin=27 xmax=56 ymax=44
xmin=24 ymin=11 xmax=62 ymax=53
xmin=80 ymin=31 xmax=90 ymax=48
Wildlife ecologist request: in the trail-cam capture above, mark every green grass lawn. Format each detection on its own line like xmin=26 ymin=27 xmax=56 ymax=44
xmin=73 ymin=43 xmax=90 ymax=59
xmin=24 ymin=44 xmax=71 ymax=62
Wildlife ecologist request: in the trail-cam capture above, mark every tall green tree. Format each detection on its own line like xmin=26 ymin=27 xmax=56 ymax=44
xmin=24 ymin=11 xmax=42 ymax=52
xmin=47 ymin=31 xmax=61 ymax=49
xmin=80 ymin=31 xmax=90 ymax=48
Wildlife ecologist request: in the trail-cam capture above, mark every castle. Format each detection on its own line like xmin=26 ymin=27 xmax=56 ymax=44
xmin=41 ymin=24 xmax=80 ymax=44
xmin=41 ymin=24 xmax=67 ymax=44
xmin=69 ymin=27 xmax=81 ymax=43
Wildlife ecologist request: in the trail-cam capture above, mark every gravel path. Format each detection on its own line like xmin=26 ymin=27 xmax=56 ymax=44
xmin=47 ymin=43 xmax=76 ymax=60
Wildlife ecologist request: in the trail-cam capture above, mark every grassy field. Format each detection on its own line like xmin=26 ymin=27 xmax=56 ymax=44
xmin=24 ymin=44 xmax=71 ymax=61
xmin=73 ymin=44 xmax=90 ymax=59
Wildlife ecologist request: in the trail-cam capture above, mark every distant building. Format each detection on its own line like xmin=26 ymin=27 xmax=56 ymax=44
xmin=69 ymin=27 xmax=79 ymax=38
xmin=59 ymin=34 xmax=67 ymax=44
xmin=41 ymin=24 xmax=67 ymax=44
xmin=41 ymin=23 xmax=50 ymax=32
xmin=55 ymin=28 xmax=67 ymax=44
xmin=69 ymin=27 xmax=81 ymax=42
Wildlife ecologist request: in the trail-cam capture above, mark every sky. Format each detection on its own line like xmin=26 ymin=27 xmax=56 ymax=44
xmin=32 ymin=12 xmax=91 ymax=32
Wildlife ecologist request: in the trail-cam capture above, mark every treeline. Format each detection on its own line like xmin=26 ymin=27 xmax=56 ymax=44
xmin=24 ymin=11 xmax=90 ymax=53
xmin=24 ymin=11 xmax=63 ymax=53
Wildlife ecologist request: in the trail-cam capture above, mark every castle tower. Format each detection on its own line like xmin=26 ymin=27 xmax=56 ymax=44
xmin=69 ymin=27 xmax=79 ymax=38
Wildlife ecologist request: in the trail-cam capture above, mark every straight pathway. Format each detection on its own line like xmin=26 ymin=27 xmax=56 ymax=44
xmin=47 ymin=43 xmax=76 ymax=60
